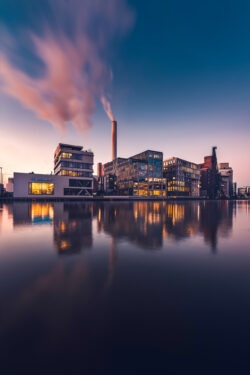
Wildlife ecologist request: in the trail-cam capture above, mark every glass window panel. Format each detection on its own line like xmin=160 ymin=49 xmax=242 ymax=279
xmin=29 ymin=183 xmax=54 ymax=195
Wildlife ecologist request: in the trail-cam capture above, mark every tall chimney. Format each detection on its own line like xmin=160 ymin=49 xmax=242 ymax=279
xmin=97 ymin=162 xmax=103 ymax=178
xmin=111 ymin=120 xmax=117 ymax=161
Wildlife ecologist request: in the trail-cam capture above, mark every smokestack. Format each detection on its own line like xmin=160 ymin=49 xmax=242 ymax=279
xmin=112 ymin=120 xmax=117 ymax=161
xmin=97 ymin=162 xmax=103 ymax=178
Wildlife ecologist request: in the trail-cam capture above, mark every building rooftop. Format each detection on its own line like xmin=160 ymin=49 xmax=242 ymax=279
xmin=58 ymin=143 xmax=83 ymax=151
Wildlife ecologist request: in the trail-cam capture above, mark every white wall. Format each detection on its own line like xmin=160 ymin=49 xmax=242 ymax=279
xmin=13 ymin=173 xmax=93 ymax=198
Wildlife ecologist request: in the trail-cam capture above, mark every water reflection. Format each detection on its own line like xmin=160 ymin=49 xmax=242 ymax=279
xmin=8 ymin=200 xmax=237 ymax=253
xmin=0 ymin=200 xmax=250 ymax=373
xmin=93 ymin=201 xmax=234 ymax=252
xmin=0 ymin=203 xmax=2 ymax=233
xmin=53 ymin=202 xmax=92 ymax=255
xmin=12 ymin=202 xmax=54 ymax=226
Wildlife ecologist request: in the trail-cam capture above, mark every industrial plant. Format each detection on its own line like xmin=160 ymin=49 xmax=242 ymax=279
xmin=0 ymin=119 xmax=248 ymax=200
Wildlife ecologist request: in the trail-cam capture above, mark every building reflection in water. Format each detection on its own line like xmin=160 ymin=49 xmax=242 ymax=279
xmin=12 ymin=202 xmax=54 ymax=227
xmin=0 ymin=203 xmax=2 ymax=233
xmin=93 ymin=202 xmax=164 ymax=250
xmin=12 ymin=202 xmax=93 ymax=255
xmin=10 ymin=200 xmax=236 ymax=254
xmin=199 ymin=201 xmax=233 ymax=252
xmin=53 ymin=202 xmax=92 ymax=255
xmin=93 ymin=201 xmax=234 ymax=252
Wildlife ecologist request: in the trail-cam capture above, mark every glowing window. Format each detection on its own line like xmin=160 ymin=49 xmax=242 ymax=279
xmin=29 ymin=183 xmax=54 ymax=195
xmin=61 ymin=152 xmax=72 ymax=159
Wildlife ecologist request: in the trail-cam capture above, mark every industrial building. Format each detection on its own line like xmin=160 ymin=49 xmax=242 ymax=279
xmin=218 ymin=163 xmax=233 ymax=198
xmin=199 ymin=147 xmax=221 ymax=199
xmin=13 ymin=144 xmax=94 ymax=199
xmin=163 ymin=157 xmax=200 ymax=197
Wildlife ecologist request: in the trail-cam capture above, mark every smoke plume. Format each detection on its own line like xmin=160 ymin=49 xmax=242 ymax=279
xmin=0 ymin=0 xmax=133 ymax=133
xmin=101 ymin=96 xmax=115 ymax=121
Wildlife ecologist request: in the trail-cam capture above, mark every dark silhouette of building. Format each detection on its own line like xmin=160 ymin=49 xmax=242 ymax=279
xmin=200 ymin=147 xmax=221 ymax=199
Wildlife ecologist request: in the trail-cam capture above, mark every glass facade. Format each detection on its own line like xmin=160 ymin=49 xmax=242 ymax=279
xmin=54 ymin=145 xmax=93 ymax=187
xmin=29 ymin=183 xmax=54 ymax=195
xmin=163 ymin=158 xmax=200 ymax=197
xmin=60 ymin=170 xmax=92 ymax=177
xmin=56 ymin=161 xmax=92 ymax=170
xmin=103 ymin=151 xmax=166 ymax=196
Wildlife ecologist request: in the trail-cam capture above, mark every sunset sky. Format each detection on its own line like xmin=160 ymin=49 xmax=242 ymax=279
xmin=0 ymin=0 xmax=250 ymax=185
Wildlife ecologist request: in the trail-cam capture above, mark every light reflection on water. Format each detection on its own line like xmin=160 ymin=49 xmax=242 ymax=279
xmin=0 ymin=200 xmax=249 ymax=373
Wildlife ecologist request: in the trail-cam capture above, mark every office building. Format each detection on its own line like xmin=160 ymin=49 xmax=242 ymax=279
xmin=13 ymin=143 xmax=94 ymax=198
xmin=103 ymin=150 xmax=166 ymax=196
xmin=13 ymin=172 xmax=93 ymax=198
xmin=54 ymin=143 xmax=93 ymax=178
xmin=163 ymin=157 xmax=200 ymax=197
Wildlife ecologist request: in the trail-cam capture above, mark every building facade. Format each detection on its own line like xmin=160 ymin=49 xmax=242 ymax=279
xmin=13 ymin=143 xmax=94 ymax=199
xmin=54 ymin=143 xmax=93 ymax=179
xmin=199 ymin=147 xmax=221 ymax=198
xmin=163 ymin=157 xmax=200 ymax=197
xmin=6 ymin=178 xmax=14 ymax=193
xmin=103 ymin=151 xmax=166 ymax=196
xmin=218 ymin=163 xmax=233 ymax=198
xmin=238 ymin=186 xmax=250 ymax=197
xmin=13 ymin=173 xmax=93 ymax=198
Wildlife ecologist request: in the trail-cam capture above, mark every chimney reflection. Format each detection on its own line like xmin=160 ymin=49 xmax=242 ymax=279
xmin=107 ymin=236 xmax=117 ymax=287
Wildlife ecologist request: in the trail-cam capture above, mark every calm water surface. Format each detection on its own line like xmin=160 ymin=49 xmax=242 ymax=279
xmin=0 ymin=200 xmax=250 ymax=373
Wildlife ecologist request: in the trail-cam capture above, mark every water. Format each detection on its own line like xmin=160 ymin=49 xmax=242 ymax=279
xmin=0 ymin=200 xmax=250 ymax=373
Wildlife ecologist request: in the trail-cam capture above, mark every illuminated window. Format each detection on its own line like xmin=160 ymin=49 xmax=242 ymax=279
xmin=61 ymin=152 xmax=72 ymax=159
xmin=29 ymin=183 xmax=54 ymax=195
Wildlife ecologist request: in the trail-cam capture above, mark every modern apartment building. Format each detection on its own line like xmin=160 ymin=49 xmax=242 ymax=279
xmin=163 ymin=157 xmax=200 ymax=197
xmin=103 ymin=150 xmax=167 ymax=196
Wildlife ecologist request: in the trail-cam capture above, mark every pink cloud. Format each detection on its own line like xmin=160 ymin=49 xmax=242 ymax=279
xmin=0 ymin=0 xmax=134 ymax=133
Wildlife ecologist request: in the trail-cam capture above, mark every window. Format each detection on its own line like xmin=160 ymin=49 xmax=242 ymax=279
xmin=154 ymin=159 xmax=162 ymax=165
xmin=29 ymin=183 xmax=54 ymax=195
xmin=59 ymin=161 xmax=92 ymax=169
xmin=69 ymin=179 xmax=92 ymax=187
xmin=61 ymin=152 xmax=72 ymax=159
xmin=61 ymin=152 xmax=83 ymax=160
xmin=64 ymin=188 xmax=91 ymax=196
xmin=60 ymin=170 xmax=92 ymax=177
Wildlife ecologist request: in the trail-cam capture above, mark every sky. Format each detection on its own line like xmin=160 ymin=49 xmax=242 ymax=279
xmin=0 ymin=0 xmax=250 ymax=186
